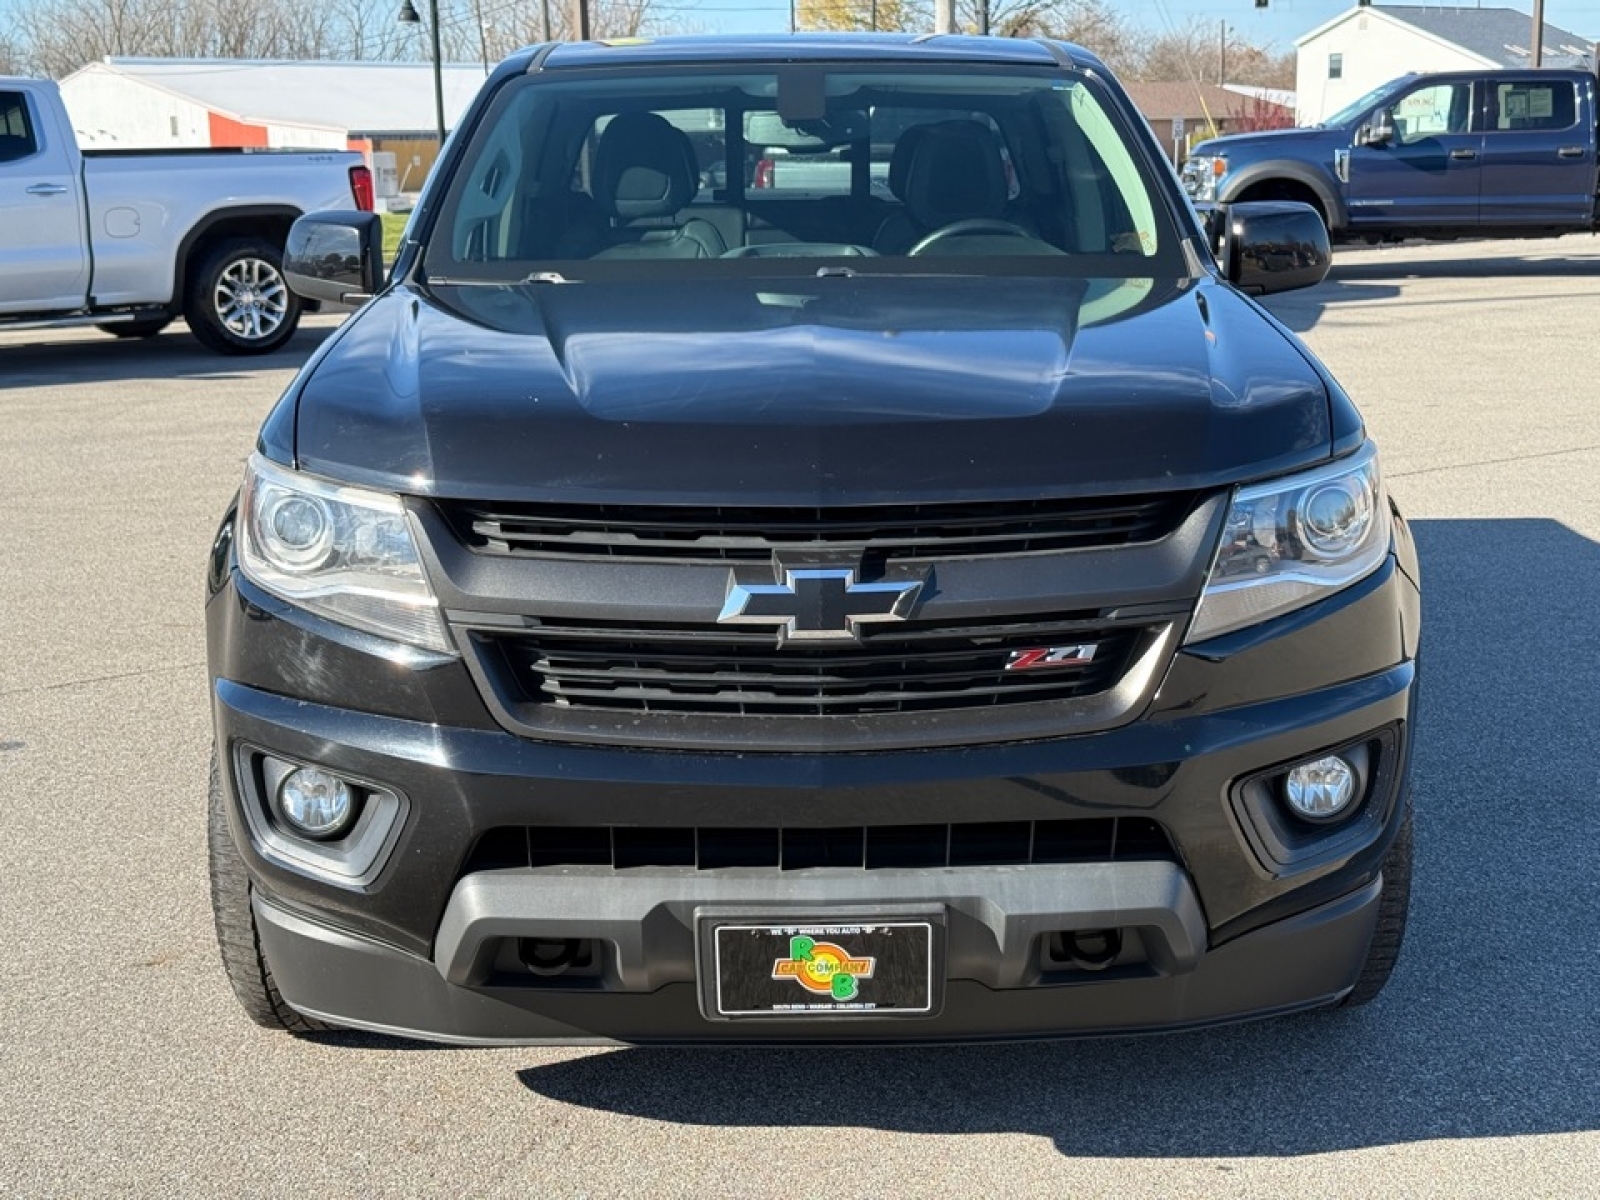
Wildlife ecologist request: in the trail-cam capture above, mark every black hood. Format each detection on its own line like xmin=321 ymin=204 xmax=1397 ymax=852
xmin=291 ymin=275 xmax=1331 ymax=504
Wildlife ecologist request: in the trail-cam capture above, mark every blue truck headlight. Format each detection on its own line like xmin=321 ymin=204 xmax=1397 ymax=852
xmin=1183 ymin=154 xmax=1225 ymax=202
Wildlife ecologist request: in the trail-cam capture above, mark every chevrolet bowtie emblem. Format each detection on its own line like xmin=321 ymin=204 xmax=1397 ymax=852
xmin=718 ymin=568 xmax=923 ymax=643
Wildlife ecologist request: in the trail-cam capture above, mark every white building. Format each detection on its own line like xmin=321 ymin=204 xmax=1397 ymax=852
xmin=58 ymin=58 xmax=492 ymax=185
xmin=1294 ymin=5 xmax=1595 ymax=124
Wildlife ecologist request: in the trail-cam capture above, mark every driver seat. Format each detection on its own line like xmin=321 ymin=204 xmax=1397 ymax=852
xmin=876 ymin=119 xmax=1011 ymax=256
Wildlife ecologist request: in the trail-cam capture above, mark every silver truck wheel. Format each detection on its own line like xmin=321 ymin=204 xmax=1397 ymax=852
xmin=184 ymin=237 xmax=302 ymax=355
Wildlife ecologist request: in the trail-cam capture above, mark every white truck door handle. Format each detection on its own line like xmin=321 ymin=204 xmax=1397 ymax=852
xmin=25 ymin=183 xmax=69 ymax=196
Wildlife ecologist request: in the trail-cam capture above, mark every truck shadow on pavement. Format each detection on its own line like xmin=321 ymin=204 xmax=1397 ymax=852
xmin=1331 ymin=251 xmax=1600 ymax=282
xmin=515 ymin=517 xmax=1600 ymax=1157
xmin=0 ymin=323 xmax=336 ymax=390
xmin=1265 ymin=250 xmax=1600 ymax=335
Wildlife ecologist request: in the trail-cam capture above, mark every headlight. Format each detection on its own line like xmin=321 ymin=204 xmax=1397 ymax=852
xmin=1183 ymin=154 xmax=1225 ymax=202
xmin=1187 ymin=442 xmax=1390 ymax=643
xmin=237 ymin=454 xmax=453 ymax=653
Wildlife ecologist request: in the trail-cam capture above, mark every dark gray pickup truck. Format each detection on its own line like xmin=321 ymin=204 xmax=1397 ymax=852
xmin=205 ymin=34 xmax=1419 ymax=1046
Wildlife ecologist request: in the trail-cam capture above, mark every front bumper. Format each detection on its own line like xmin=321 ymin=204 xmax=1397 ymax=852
xmin=255 ymin=869 xmax=1384 ymax=1045
xmin=209 ymin=525 xmax=1420 ymax=1043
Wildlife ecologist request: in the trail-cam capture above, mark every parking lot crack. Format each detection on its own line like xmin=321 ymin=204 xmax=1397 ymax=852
xmin=0 ymin=662 xmax=204 ymax=699
xmin=1390 ymin=442 xmax=1600 ymax=480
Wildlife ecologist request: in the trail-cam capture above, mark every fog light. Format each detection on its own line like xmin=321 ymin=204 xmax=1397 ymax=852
xmin=1284 ymin=755 xmax=1357 ymax=821
xmin=275 ymin=767 xmax=355 ymax=839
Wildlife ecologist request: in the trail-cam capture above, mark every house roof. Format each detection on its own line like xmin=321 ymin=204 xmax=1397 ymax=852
xmin=64 ymin=58 xmax=494 ymax=135
xmin=1121 ymin=81 xmax=1290 ymax=122
xmin=1297 ymin=5 xmax=1594 ymax=69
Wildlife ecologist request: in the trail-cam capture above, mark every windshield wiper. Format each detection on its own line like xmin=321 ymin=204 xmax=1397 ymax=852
xmin=523 ymin=271 xmax=576 ymax=285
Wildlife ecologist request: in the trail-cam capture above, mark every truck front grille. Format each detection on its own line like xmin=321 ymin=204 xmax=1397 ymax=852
xmin=462 ymin=817 xmax=1178 ymax=874
xmin=440 ymin=493 xmax=1198 ymax=564
xmin=476 ymin=612 xmax=1155 ymax=718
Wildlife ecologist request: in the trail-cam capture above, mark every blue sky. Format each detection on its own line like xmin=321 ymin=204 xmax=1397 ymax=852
xmin=694 ymin=1 xmax=1600 ymax=49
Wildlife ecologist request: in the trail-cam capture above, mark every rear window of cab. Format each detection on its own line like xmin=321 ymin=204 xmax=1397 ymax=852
xmin=424 ymin=64 xmax=1183 ymax=280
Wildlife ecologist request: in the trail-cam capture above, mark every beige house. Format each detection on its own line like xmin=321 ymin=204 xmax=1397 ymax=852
xmin=1122 ymin=82 xmax=1295 ymax=163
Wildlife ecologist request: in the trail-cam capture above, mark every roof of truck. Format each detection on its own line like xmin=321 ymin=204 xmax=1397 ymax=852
xmin=536 ymin=34 xmax=1086 ymax=71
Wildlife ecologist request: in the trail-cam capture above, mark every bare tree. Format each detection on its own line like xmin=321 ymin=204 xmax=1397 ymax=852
xmin=994 ymin=0 xmax=1135 ymax=62
xmin=1122 ymin=17 xmax=1292 ymax=88
xmin=797 ymin=0 xmax=922 ymax=33
xmin=10 ymin=0 xmax=671 ymax=77
xmin=0 ymin=32 xmax=25 ymax=74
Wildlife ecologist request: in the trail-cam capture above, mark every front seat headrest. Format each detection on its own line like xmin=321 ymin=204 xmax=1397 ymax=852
xmin=592 ymin=111 xmax=700 ymax=220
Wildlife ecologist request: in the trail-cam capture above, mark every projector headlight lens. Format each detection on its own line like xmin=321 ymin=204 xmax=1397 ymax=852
xmin=1188 ymin=441 xmax=1389 ymax=643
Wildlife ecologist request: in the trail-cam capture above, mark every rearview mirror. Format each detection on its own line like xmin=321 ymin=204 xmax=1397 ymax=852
xmin=283 ymin=211 xmax=383 ymax=305
xmin=1220 ymin=200 xmax=1331 ymax=296
xmin=744 ymin=110 xmax=866 ymax=152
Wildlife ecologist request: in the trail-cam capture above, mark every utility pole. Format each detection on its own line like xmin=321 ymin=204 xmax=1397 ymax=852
xmin=473 ymin=0 xmax=490 ymax=72
xmin=397 ymin=0 xmax=445 ymax=141
xmin=429 ymin=0 xmax=444 ymax=141
xmin=540 ymin=0 xmax=552 ymax=42
xmin=571 ymin=0 xmax=591 ymax=41
xmin=935 ymin=0 xmax=955 ymax=34
xmin=1532 ymin=0 xmax=1544 ymax=67
xmin=1219 ymin=20 xmax=1227 ymax=85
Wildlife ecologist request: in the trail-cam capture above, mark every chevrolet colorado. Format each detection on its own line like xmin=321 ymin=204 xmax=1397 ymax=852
xmin=206 ymin=34 xmax=1419 ymax=1045
xmin=0 ymin=78 xmax=371 ymax=354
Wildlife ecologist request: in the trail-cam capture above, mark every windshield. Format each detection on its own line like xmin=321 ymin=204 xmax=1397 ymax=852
xmin=1319 ymin=79 xmax=1408 ymax=129
xmin=423 ymin=64 xmax=1185 ymax=281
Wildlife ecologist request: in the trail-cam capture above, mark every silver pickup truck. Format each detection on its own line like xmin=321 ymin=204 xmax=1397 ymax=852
xmin=1 ymin=78 xmax=371 ymax=354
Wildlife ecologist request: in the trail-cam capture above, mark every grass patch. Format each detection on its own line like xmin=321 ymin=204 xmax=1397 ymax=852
xmin=380 ymin=212 xmax=410 ymax=260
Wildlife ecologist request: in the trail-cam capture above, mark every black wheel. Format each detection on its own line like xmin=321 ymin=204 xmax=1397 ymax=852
xmin=97 ymin=317 xmax=172 ymax=339
xmin=183 ymin=237 xmax=301 ymax=355
xmin=1340 ymin=809 xmax=1413 ymax=1007
xmin=207 ymin=750 xmax=332 ymax=1033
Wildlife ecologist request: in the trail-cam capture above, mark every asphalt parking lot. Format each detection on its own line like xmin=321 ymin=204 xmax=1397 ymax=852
xmin=4 ymin=236 xmax=1600 ymax=1197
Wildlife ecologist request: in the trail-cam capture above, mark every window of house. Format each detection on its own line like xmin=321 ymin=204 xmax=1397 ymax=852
xmin=1329 ymin=53 xmax=1344 ymax=80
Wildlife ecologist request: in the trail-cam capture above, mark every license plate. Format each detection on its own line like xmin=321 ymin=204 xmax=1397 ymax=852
xmin=703 ymin=916 xmax=939 ymax=1019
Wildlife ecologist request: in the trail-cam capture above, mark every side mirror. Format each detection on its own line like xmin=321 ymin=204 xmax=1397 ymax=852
xmin=1220 ymin=200 xmax=1331 ymax=296
xmin=1355 ymin=112 xmax=1394 ymax=147
xmin=283 ymin=211 xmax=384 ymax=305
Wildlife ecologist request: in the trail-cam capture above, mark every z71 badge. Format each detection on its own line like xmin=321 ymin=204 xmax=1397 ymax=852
xmin=1004 ymin=644 xmax=1098 ymax=671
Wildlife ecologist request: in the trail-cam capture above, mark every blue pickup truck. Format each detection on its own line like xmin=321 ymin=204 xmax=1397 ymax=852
xmin=1183 ymin=68 xmax=1599 ymax=242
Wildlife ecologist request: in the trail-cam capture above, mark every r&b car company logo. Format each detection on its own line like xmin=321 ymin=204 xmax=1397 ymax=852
xmin=772 ymin=935 xmax=875 ymax=1001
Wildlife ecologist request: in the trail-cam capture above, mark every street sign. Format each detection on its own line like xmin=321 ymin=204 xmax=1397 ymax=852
xmin=1172 ymin=116 xmax=1186 ymax=140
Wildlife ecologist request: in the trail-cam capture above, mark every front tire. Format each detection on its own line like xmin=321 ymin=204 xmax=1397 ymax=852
xmin=207 ymin=751 xmax=331 ymax=1034
xmin=1340 ymin=810 xmax=1413 ymax=1007
xmin=184 ymin=237 xmax=301 ymax=355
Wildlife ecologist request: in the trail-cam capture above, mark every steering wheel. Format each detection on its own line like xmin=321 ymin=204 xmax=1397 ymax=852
xmin=907 ymin=219 xmax=1036 ymax=256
